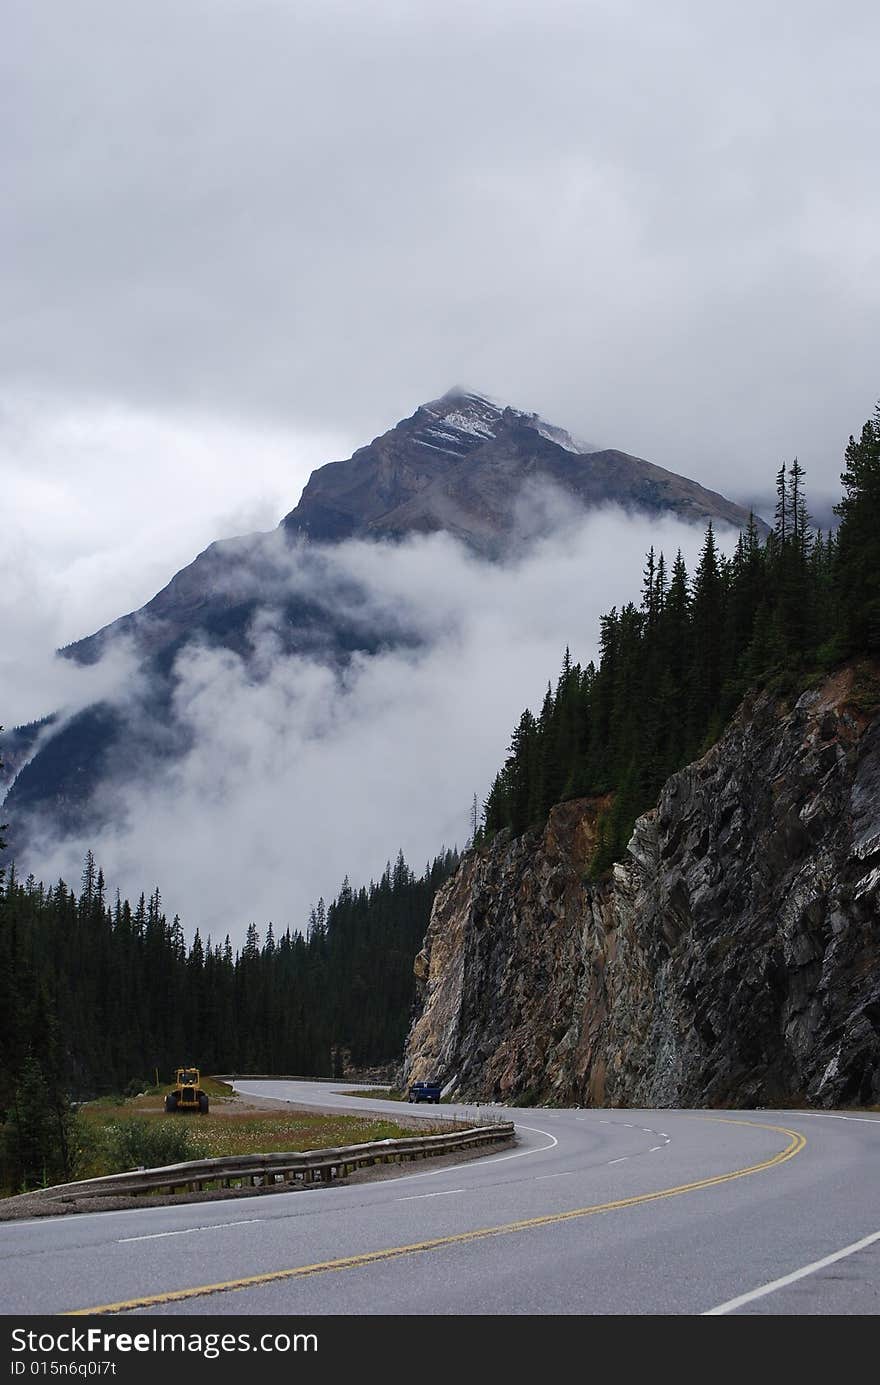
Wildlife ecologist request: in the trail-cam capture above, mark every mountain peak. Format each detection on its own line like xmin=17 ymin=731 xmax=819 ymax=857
xmin=281 ymin=390 xmax=767 ymax=551
xmin=411 ymin=388 xmax=588 ymax=458
xmin=427 ymin=385 xmax=499 ymax=412
xmin=411 ymin=389 xmax=505 ymax=456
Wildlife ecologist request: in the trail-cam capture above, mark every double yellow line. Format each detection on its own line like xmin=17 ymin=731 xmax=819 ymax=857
xmin=68 ymin=1117 xmax=805 ymax=1315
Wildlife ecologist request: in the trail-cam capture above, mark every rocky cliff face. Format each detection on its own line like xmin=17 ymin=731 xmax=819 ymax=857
xmin=404 ymin=663 xmax=880 ymax=1108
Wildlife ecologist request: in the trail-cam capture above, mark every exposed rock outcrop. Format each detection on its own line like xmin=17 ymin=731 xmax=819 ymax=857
xmin=404 ymin=663 xmax=880 ymax=1107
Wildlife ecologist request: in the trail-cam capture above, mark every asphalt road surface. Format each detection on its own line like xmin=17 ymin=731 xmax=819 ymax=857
xmin=2 ymin=1081 xmax=879 ymax=1315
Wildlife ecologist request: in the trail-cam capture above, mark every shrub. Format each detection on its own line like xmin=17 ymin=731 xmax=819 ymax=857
xmin=102 ymin=1119 xmax=207 ymax=1172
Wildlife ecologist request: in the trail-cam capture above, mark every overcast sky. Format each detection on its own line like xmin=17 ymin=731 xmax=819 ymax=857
xmin=4 ymin=1 xmax=880 ymax=648
xmin=3 ymin=1 xmax=880 ymax=927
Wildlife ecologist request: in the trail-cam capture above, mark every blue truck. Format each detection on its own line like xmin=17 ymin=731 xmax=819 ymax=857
xmin=407 ymin=1080 xmax=443 ymax=1103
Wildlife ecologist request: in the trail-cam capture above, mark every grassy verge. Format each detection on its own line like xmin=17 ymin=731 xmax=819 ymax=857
xmin=75 ymin=1087 xmax=450 ymax=1178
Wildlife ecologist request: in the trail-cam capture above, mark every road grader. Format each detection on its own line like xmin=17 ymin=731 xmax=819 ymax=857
xmin=164 ymin=1067 xmax=209 ymax=1114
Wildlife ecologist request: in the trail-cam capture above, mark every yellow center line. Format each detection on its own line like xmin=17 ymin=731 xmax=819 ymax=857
xmin=66 ymin=1117 xmax=806 ymax=1316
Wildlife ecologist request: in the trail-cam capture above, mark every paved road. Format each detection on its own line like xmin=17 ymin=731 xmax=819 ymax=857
xmin=2 ymin=1081 xmax=879 ymax=1315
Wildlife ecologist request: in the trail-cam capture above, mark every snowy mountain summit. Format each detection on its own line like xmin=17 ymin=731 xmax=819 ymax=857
xmin=416 ymin=390 xmax=505 ymax=451
xmin=412 ymin=389 xmax=589 ymax=459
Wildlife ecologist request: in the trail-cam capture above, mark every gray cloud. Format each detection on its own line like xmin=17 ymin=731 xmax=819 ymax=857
xmin=4 ymin=1 xmax=878 ymax=933
xmin=3 ymin=0 xmax=878 ymax=511
xmin=25 ymin=510 xmax=731 ymax=940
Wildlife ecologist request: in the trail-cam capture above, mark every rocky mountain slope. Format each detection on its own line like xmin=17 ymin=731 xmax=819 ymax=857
xmin=283 ymin=389 xmax=764 ymax=554
xmin=3 ymin=388 xmax=763 ymax=854
xmin=404 ymin=661 xmax=880 ymax=1108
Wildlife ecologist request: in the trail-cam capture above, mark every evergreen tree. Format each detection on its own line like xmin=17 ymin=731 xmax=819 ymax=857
xmin=834 ymin=404 xmax=880 ymax=654
xmin=688 ymin=523 xmax=724 ymax=748
xmin=1 ymin=1056 xmax=74 ymax=1192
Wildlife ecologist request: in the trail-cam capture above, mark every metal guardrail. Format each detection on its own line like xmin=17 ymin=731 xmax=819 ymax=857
xmin=211 ymin=1073 xmax=353 ymax=1084
xmin=28 ymin=1124 xmax=515 ymax=1203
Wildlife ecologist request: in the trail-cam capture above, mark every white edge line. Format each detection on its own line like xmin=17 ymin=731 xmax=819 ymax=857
xmin=119 ymin=1219 xmax=262 ymax=1243
xmin=397 ymin=1189 xmax=464 ymax=1201
xmin=703 ymin=1229 xmax=880 ymax=1314
xmin=790 ymin=1111 xmax=880 ymax=1125
xmin=119 ymin=1231 xmax=194 ymax=1243
xmin=338 ymin=1120 xmax=559 ymax=1186
xmin=483 ymin=1123 xmax=559 ymax=1162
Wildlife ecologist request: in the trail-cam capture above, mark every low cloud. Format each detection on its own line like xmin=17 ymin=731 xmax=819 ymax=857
xmin=21 ymin=508 xmax=731 ymax=942
xmin=0 ymin=637 xmax=140 ymax=750
xmin=0 ymin=393 xmax=353 ymax=723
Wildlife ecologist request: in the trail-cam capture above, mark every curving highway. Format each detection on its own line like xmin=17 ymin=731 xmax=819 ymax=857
xmin=2 ymin=1082 xmax=880 ymax=1315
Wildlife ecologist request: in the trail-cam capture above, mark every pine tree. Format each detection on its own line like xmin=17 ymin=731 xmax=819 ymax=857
xmin=834 ymin=403 xmax=880 ymax=654
xmin=80 ymin=851 xmax=97 ymax=908
xmin=789 ymin=458 xmax=810 ymax=559
xmin=774 ymin=462 xmax=789 ymax=543
xmin=688 ymin=523 xmax=724 ymax=748
xmin=641 ymin=547 xmax=658 ymax=627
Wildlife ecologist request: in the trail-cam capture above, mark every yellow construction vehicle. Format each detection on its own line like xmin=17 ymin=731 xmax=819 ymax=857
xmin=164 ymin=1067 xmax=209 ymax=1114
